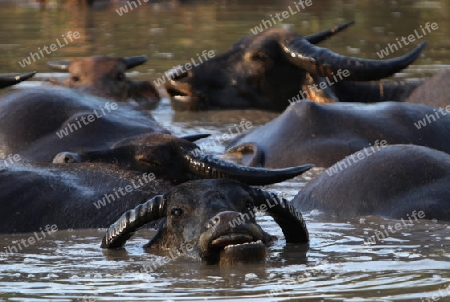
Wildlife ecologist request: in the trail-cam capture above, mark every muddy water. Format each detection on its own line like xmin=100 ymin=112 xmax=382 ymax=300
xmin=1 ymin=0 xmax=450 ymax=301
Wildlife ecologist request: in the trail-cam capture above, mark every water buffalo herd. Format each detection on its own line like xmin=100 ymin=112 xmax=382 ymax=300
xmin=1 ymin=21 xmax=449 ymax=265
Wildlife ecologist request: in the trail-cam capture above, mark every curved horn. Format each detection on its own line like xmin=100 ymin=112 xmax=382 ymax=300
xmin=101 ymin=195 xmax=166 ymax=249
xmin=0 ymin=72 xmax=36 ymax=89
xmin=47 ymin=60 xmax=71 ymax=71
xmin=184 ymin=153 xmax=314 ymax=185
xmin=124 ymin=55 xmax=147 ymax=70
xmin=282 ymin=38 xmax=427 ymax=81
xmin=305 ymin=20 xmax=355 ymax=44
xmin=251 ymin=188 xmax=308 ymax=243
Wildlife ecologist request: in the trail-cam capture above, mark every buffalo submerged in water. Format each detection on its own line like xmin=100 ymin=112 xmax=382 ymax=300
xmin=0 ymin=156 xmax=310 ymax=265
xmin=100 ymin=179 xmax=308 ymax=265
xmin=292 ymin=144 xmax=450 ymax=221
xmin=165 ymin=21 xmax=425 ymax=111
xmin=224 ymin=100 xmax=450 ymax=169
xmin=47 ymin=55 xmax=161 ymax=109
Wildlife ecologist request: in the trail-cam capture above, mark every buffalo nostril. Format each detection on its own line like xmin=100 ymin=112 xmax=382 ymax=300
xmin=206 ymin=215 xmax=220 ymax=229
xmin=167 ymin=67 xmax=190 ymax=81
xmin=172 ymin=71 xmax=189 ymax=80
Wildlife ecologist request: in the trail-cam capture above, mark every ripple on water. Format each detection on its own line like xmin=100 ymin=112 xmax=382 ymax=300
xmin=1 ymin=0 xmax=450 ymax=300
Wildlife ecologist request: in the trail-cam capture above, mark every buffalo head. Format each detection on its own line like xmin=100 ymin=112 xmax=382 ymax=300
xmin=165 ymin=22 xmax=426 ymax=111
xmin=0 ymin=72 xmax=35 ymax=89
xmin=53 ymin=133 xmax=313 ymax=185
xmin=47 ymin=55 xmax=160 ymax=109
xmin=101 ymin=179 xmax=308 ymax=265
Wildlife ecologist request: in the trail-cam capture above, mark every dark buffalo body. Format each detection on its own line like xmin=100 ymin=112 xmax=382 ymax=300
xmin=292 ymin=145 xmax=450 ymax=220
xmin=0 ymin=87 xmax=168 ymax=162
xmin=225 ymin=100 xmax=450 ymax=168
xmin=406 ymin=69 xmax=450 ymax=108
xmin=0 ymin=162 xmax=171 ymax=233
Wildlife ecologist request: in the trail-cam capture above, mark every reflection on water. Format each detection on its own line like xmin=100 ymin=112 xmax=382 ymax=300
xmin=1 ymin=212 xmax=449 ymax=301
xmin=0 ymin=0 xmax=450 ymax=301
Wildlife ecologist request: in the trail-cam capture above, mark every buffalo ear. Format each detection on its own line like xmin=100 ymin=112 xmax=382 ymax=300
xmin=128 ymin=80 xmax=160 ymax=110
xmin=225 ymin=143 xmax=264 ymax=167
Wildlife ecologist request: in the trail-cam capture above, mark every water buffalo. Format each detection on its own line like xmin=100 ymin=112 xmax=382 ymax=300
xmin=52 ymin=133 xmax=313 ymax=185
xmin=0 ymin=72 xmax=35 ymax=89
xmin=0 ymin=158 xmax=310 ymax=234
xmin=292 ymin=144 xmax=450 ymax=221
xmin=225 ymin=100 xmax=450 ymax=168
xmin=0 ymin=162 xmax=170 ymax=233
xmin=47 ymin=55 xmax=160 ymax=109
xmin=406 ymin=69 xmax=450 ymax=108
xmin=165 ymin=22 xmax=425 ymax=111
xmin=0 ymin=86 xmax=168 ymax=162
xmin=101 ymin=179 xmax=308 ymax=265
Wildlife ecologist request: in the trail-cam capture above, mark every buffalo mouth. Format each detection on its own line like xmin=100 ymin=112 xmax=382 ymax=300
xmin=168 ymin=91 xmax=202 ymax=111
xmin=203 ymin=232 xmax=267 ymax=265
xmin=166 ymin=79 xmax=205 ymax=111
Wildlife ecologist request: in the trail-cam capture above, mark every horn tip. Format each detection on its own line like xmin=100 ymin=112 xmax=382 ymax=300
xmin=21 ymin=71 xmax=36 ymax=80
xmin=46 ymin=61 xmax=70 ymax=70
xmin=290 ymin=163 xmax=314 ymax=174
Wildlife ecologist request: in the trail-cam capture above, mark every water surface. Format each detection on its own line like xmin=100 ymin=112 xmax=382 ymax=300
xmin=0 ymin=0 xmax=450 ymax=301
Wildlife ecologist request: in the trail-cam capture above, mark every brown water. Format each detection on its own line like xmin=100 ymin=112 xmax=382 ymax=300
xmin=1 ymin=0 xmax=450 ymax=301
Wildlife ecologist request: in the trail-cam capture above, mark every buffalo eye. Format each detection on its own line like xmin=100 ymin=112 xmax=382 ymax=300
xmin=171 ymin=208 xmax=183 ymax=217
xmin=251 ymin=52 xmax=269 ymax=62
xmin=117 ymin=72 xmax=125 ymax=81
xmin=71 ymin=76 xmax=80 ymax=82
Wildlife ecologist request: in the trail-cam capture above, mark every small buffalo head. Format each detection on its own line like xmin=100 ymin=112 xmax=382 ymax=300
xmin=165 ymin=21 xmax=426 ymax=111
xmin=0 ymin=72 xmax=36 ymax=89
xmin=101 ymin=179 xmax=308 ymax=265
xmin=52 ymin=133 xmax=313 ymax=185
xmin=47 ymin=55 xmax=160 ymax=109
